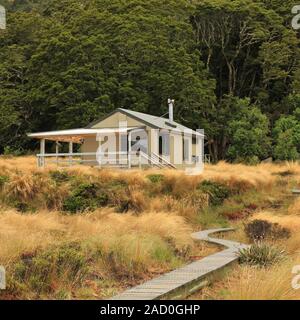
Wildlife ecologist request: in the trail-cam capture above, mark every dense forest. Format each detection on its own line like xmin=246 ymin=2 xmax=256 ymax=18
xmin=0 ymin=0 xmax=300 ymax=163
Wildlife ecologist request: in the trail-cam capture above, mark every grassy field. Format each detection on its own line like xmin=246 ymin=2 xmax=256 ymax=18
xmin=0 ymin=156 xmax=299 ymax=300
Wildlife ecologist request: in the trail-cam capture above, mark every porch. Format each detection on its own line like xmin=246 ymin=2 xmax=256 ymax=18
xmin=36 ymin=150 xmax=176 ymax=169
xmin=30 ymin=127 xmax=176 ymax=169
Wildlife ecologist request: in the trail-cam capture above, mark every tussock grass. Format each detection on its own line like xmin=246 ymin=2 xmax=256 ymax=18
xmin=0 ymin=156 xmax=298 ymax=299
xmin=0 ymin=156 xmax=275 ymax=218
xmin=0 ymin=210 xmax=192 ymax=265
xmin=288 ymin=198 xmax=300 ymax=215
xmin=0 ymin=209 xmax=193 ymax=299
xmin=197 ymin=260 xmax=300 ymax=300
xmin=252 ymin=211 xmax=300 ymax=233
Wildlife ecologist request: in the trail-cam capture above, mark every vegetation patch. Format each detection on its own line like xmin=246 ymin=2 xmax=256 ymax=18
xmin=238 ymin=243 xmax=286 ymax=267
xmin=10 ymin=243 xmax=87 ymax=296
xmin=49 ymin=170 xmax=71 ymax=184
xmin=13 ymin=201 xmax=33 ymax=213
xmin=197 ymin=207 xmax=229 ymax=229
xmin=111 ymin=187 xmax=146 ymax=213
xmin=0 ymin=175 xmax=9 ymax=188
xmin=63 ymin=183 xmax=109 ymax=213
xmin=273 ymin=170 xmax=295 ymax=177
xmin=244 ymin=219 xmax=291 ymax=241
xmin=147 ymin=174 xmax=165 ymax=184
xmin=197 ymin=180 xmax=231 ymax=206
xmin=221 ymin=204 xmax=248 ymax=220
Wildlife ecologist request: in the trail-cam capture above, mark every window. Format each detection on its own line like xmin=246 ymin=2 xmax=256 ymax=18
xmin=183 ymin=138 xmax=190 ymax=161
xmin=159 ymin=133 xmax=170 ymax=156
xmin=120 ymin=134 xmax=128 ymax=152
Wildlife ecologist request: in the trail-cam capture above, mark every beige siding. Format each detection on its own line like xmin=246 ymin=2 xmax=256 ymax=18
xmin=79 ymin=111 xmax=203 ymax=169
xmin=81 ymin=136 xmax=98 ymax=153
xmin=172 ymin=133 xmax=183 ymax=165
xmin=81 ymin=136 xmax=98 ymax=165
xmin=91 ymin=112 xmax=146 ymax=129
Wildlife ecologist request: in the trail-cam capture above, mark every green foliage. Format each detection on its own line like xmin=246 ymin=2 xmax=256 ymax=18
xmin=0 ymin=0 xmax=215 ymax=152
xmin=238 ymin=243 xmax=286 ymax=267
xmin=3 ymin=146 xmax=24 ymax=157
xmin=14 ymin=243 xmax=87 ymax=294
xmin=49 ymin=170 xmax=70 ymax=184
xmin=198 ymin=180 xmax=231 ymax=206
xmin=147 ymin=174 xmax=165 ymax=184
xmin=197 ymin=207 xmax=229 ymax=228
xmin=13 ymin=201 xmax=31 ymax=213
xmin=273 ymin=110 xmax=300 ymax=160
xmin=0 ymin=175 xmax=9 ymax=188
xmin=226 ymin=98 xmax=270 ymax=162
xmin=192 ymin=0 xmax=299 ymax=161
xmin=244 ymin=219 xmax=291 ymax=242
xmin=63 ymin=183 xmax=109 ymax=213
xmin=1 ymin=0 xmax=300 ymax=162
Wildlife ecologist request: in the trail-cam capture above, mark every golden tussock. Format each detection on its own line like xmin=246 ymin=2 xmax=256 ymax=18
xmin=0 ymin=209 xmax=193 ymax=265
xmin=199 ymin=261 xmax=300 ymax=300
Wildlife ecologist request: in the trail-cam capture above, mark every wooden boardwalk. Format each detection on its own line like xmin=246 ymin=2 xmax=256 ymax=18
xmin=111 ymin=228 xmax=249 ymax=300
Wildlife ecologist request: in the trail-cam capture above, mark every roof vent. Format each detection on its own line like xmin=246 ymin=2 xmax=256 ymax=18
xmin=168 ymin=98 xmax=175 ymax=122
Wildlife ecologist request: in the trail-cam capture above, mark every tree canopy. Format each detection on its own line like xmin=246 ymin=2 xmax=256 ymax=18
xmin=0 ymin=0 xmax=300 ymax=162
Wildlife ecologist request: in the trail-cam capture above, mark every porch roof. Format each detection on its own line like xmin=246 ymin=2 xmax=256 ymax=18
xmin=27 ymin=127 xmax=141 ymax=143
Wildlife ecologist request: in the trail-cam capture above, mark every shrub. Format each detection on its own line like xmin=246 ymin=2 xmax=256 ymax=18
xmin=13 ymin=201 xmax=31 ymax=213
xmin=238 ymin=243 xmax=286 ymax=267
xmin=112 ymin=187 xmax=146 ymax=213
xmin=49 ymin=171 xmax=70 ymax=184
xmin=92 ymin=234 xmax=180 ymax=279
xmin=0 ymin=175 xmax=9 ymax=188
xmin=14 ymin=243 xmax=87 ymax=294
xmin=63 ymin=183 xmax=108 ymax=213
xmin=276 ymin=170 xmax=294 ymax=177
xmin=244 ymin=219 xmax=291 ymax=241
xmin=197 ymin=180 xmax=231 ymax=206
xmin=3 ymin=146 xmax=24 ymax=157
xmin=147 ymin=174 xmax=164 ymax=184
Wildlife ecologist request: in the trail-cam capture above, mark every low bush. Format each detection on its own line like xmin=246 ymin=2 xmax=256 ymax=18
xmin=87 ymin=234 xmax=180 ymax=280
xmin=147 ymin=174 xmax=165 ymax=184
xmin=197 ymin=207 xmax=229 ymax=228
xmin=0 ymin=175 xmax=9 ymax=188
xmin=111 ymin=187 xmax=146 ymax=213
xmin=63 ymin=183 xmax=108 ymax=213
xmin=238 ymin=243 xmax=286 ymax=267
xmin=244 ymin=219 xmax=291 ymax=241
xmin=197 ymin=180 xmax=231 ymax=206
xmin=13 ymin=201 xmax=32 ymax=213
xmin=3 ymin=146 xmax=24 ymax=157
xmin=221 ymin=203 xmax=257 ymax=220
xmin=12 ymin=243 xmax=87 ymax=295
xmin=49 ymin=171 xmax=70 ymax=184
xmin=276 ymin=170 xmax=294 ymax=177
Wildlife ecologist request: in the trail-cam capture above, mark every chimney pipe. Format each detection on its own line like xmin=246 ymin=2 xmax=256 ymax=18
xmin=168 ymin=98 xmax=174 ymax=122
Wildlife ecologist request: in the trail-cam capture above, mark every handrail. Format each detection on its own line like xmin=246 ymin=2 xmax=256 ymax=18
xmin=151 ymin=152 xmax=177 ymax=169
xmin=37 ymin=152 xmax=97 ymax=157
xmin=37 ymin=151 xmax=177 ymax=169
xmin=37 ymin=152 xmax=128 ymax=157
xmin=139 ymin=151 xmax=164 ymax=168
